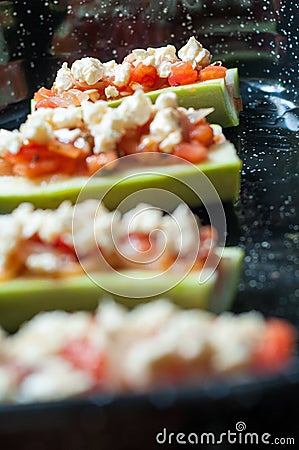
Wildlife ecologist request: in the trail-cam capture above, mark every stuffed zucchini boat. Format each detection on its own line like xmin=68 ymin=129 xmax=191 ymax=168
xmin=0 ymin=298 xmax=295 ymax=403
xmin=0 ymin=200 xmax=243 ymax=331
xmin=32 ymin=37 xmax=242 ymax=128
xmin=0 ymin=90 xmax=241 ymax=213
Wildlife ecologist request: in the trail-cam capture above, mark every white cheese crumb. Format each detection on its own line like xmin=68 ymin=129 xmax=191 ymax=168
xmin=104 ymin=85 xmax=119 ymax=99
xmin=51 ymin=106 xmax=82 ymax=129
xmin=54 ymin=62 xmax=74 ymax=92
xmin=53 ymin=128 xmax=81 ymax=142
xmin=117 ymin=89 xmax=152 ymax=127
xmin=81 ymin=100 xmax=108 ymax=126
xmin=149 ymin=107 xmax=181 ymax=146
xmin=25 ymin=253 xmax=62 ymax=274
xmin=113 ymin=62 xmax=131 ymax=87
xmin=17 ymin=358 xmax=93 ymax=402
xmin=155 ymin=92 xmax=178 ymax=110
xmin=20 ymin=112 xmax=54 ymax=144
xmin=71 ymin=57 xmax=104 ymax=85
xmin=148 ymin=44 xmax=178 ymax=77
xmin=0 ymin=129 xmax=22 ymax=155
xmin=122 ymin=203 xmax=164 ymax=235
xmin=178 ymin=36 xmax=211 ymax=69
xmin=159 ymin=129 xmax=182 ymax=153
xmin=91 ymin=110 xmax=125 ymax=153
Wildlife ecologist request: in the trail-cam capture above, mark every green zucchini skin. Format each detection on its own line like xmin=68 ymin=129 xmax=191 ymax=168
xmin=0 ymin=142 xmax=241 ymax=213
xmin=31 ymin=69 xmax=241 ymax=128
xmin=109 ymin=69 xmax=241 ymax=128
xmin=0 ymin=247 xmax=244 ymax=332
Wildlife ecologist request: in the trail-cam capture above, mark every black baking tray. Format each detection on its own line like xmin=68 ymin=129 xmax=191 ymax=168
xmin=0 ymin=1 xmax=298 ymax=448
xmin=0 ymin=76 xmax=298 ymax=449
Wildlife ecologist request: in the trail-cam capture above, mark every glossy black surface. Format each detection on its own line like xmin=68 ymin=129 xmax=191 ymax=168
xmin=0 ymin=1 xmax=298 ymax=448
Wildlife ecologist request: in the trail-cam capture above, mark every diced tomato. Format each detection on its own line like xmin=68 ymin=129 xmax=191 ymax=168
xmin=6 ymin=142 xmax=76 ymax=178
xmin=48 ymin=140 xmax=83 ymax=159
xmin=61 ymin=339 xmax=105 ymax=380
xmin=35 ymin=98 xmax=61 ymax=109
xmin=189 ymin=122 xmax=214 ymax=147
xmin=130 ymin=63 xmax=159 ymax=88
xmin=33 ymin=87 xmax=55 ymax=102
xmin=168 ymin=61 xmax=198 ymax=87
xmin=86 ymin=150 xmax=118 ymax=175
xmin=34 ymin=88 xmax=87 ymax=109
xmin=118 ymin=133 xmax=140 ymax=155
xmin=173 ymin=141 xmax=208 ymax=164
xmin=253 ymin=319 xmax=296 ymax=370
xmin=0 ymin=158 xmax=13 ymax=175
xmin=54 ymin=236 xmax=76 ymax=255
xmin=199 ymin=65 xmax=227 ymax=82
xmin=128 ymin=232 xmax=151 ymax=252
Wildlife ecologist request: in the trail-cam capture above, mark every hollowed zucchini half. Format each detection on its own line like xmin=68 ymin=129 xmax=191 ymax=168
xmin=0 ymin=141 xmax=241 ymax=213
xmin=0 ymin=247 xmax=244 ymax=332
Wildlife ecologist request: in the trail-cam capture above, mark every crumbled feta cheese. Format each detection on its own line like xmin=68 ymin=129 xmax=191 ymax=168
xmin=117 ymin=89 xmax=152 ymax=127
xmin=104 ymin=85 xmax=119 ymax=99
xmin=0 ymin=129 xmax=22 ymax=155
xmin=81 ymin=100 xmax=108 ymax=126
xmin=51 ymin=106 xmax=82 ymax=129
xmin=149 ymin=107 xmax=181 ymax=145
xmin=71 ymin=57 xmax=104 ymax=85
xmin=209 ymin=312 xmax=266 ymax=372
xmin=162 ymin=204 xmax=200 ymax=256
xmin=148 ymin=44 xmax=178 ymax=77
xmin=20 ymin=114 xmax=54 ymax=144
xmin=122 ymin=203 xmax=163 ymax=235
xmin=53 ymin=128 xmax=81 ymax=142
xmin=113 ymin=62 xmax=131 ymax=87
xmin=159 ymin=129 xmax=182 ymax=153
xmin=8 ymin=310 xmax=92 ymax=364
xmin=102 ymin=59 xmax=117 ymax=78
xmin=94 ymin=208 xmax=122 ymax=253
xmin=25 ymin=253 xmax=62 ymax=274
xmin=91 ymin=111 xmax=125 ymax=153
xmin=178 ymin=36 xmax=211 ymax=69
xmin=0 ymin=297 xmax=277 ymax=401
xmin=155 ymin=92 xmax=178 ymax=110
xmin=17 ymin=358 xmax=93 ymax=402
xmin=54 ymin=62 xmax=74 ymax=92
xmin=131 ymin=48 xmax=149 ymax=61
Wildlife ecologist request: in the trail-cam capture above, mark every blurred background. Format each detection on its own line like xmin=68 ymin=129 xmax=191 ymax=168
xmin=0 ymin=0 xmax=298 ymax=111
xmin=0 ymin=1 xmax=298 ymax=448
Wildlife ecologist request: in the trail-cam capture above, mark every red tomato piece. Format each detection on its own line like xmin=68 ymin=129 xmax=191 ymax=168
xmin=33 ymin=87 xmax=55 ymax=102
xmin=189 ymin=122 xmax=214 ymax=147
xmin=199 ymin=65 xmax=227 ymax=82
xmin=253 ymin=319 xmax=296 ymax=370
xmin=61 ymin=339 xmax=105 ymax=380
xmin=128 ymin=232 xmax=151 ymax=252
xmin=130 ymin=63 xmax=159 ymax=88
xmin=168 ymin=61 xmax=198 ymax=87
xmin=54 ymin=236 xmax=76 ymax=255
xmin=6 ymin=142 xmax=76 ymax=178
xmin=173 ymin=141 xmax=208 ymax=164
xmin=86 ymin=150 xmax=118 ymax=175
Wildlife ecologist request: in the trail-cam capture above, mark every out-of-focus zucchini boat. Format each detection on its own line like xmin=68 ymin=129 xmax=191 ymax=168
xmin=32 ymin=37 xmax=242 ymax=128
xmin=0 ymin=90 xmax=241 ymax=213
xmin=0 ymin=200 xmax=244 ymax=331
xmin=0 ymin=298 xmax=295 ymax=403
